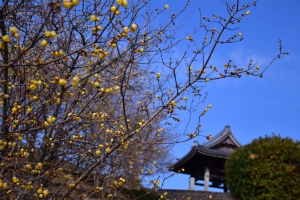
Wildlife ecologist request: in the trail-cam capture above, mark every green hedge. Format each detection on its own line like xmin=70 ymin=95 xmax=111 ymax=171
xmin=225 ymin=134 xmax=300 ymax=200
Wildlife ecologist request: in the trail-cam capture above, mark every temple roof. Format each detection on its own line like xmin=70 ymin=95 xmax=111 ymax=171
xmin=169 ymin=126 xmax=241 ymax=173
xmin=203 ymin=125 xmax=241 ymax=149
xmin=169 ymin=145 xmax=229 ymax=171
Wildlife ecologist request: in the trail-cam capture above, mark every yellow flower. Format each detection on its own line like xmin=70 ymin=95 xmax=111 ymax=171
xmin=246 ymin=10 xmax=250 ymax=15
xmin=42 ymin=189 xmax=49 ymax=196
xmin=94 ymin=81 xmax=100 ymax=88
xmin=73 ymin=76 xmax=79 ymax=83
xmin=122 ymin=0 xmax=128 ymax=8
xmin=59 ymin=50 xmax=64 ymax=56
xmin=36 ymin=162 xmax=43 ymax=169
xmin=110 ymin=6 xmax=117 ymax=12
xmin=59 ymin=79 xmax=68 ymax=86
xmin=44 ymin=31 xmax=50 ymax=37
xmin=97 ymin=25 xmax=102 ymax=31
xmin=114 ymin=85 xmax=120 ymax=90
xmin=41 ymin=40 xmax=48 ymax=47
xmin=131 ymin=23 xmax=137 ymax=32
xmin=55 ymin=98 xmax=61 ymax=104
xmin=90 ymin=15 xmax=96 ymax=22
xmin=29 ymin=84 xmax=37 ymax=90
xmin=2 ymin=35 xmax=10 ymax=42
xmin=123 ymin=26 xmax=129 ymax=33
xmin=165 ymin=5 xmax=169 ymax=9
xmin=105 ymin=148 xmax=111 ymax=153
xmin=50 ymin=31 xmax=57 ymax=38
xmin=156 ymin=72 xmax=161 ymax=78
xmin=63 ymin=1 xmax=73 ymax=8
xmin=95 ymin=149 xmax=101 ymax=156
xmin=72 ymin=0 xmax=80 ymax=6
xmin=26 ymin=107 xmax=32 ymax=113
xmin=9 ymin=26 xmax=18 ymax=34
xmin=206 ymin=134 xmax=212 ymax=140
xmin=171 ymin=100 xmax=176 ymax=106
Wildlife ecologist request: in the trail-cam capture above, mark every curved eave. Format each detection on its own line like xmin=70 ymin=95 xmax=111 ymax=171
xmin=169 ymin=147 xmax=198 ymax=171
xmin=196 ymin=149 xmax=229 ymax=159
xmin=228 ymin=134 xmax=241 ymax=148
xmin=169 ymin=146 xmax=230 ymax=172
xmin=203 ymin=127 xmax=242 ymax=149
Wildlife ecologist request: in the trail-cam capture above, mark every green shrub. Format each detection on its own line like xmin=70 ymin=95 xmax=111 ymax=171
xmin=225 ymin=134 xmax=300 ymax=200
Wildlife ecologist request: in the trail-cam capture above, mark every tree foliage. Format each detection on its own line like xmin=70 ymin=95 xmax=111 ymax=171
xmin=0 ymin=0 xmax=287 ymax=199
xmin=225 ymin=135 xmax=300 ymax=200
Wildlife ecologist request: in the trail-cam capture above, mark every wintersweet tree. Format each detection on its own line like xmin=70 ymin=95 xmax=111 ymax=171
xmin=0 ymin=0 xmax=287 ymax=199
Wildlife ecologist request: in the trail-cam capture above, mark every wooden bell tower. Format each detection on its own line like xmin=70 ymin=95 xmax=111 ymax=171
xmin=170 ymin=126 xmax=241 ymax=192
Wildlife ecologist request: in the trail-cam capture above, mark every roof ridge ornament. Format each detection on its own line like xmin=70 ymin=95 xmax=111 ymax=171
xmin=193 ymin=140 xmax=199 ymax=146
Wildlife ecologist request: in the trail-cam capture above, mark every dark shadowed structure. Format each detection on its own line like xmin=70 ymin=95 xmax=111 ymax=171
xmin=170 ymin=126 xmax=241 ymax=192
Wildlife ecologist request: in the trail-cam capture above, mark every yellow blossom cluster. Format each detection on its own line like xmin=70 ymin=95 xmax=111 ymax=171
xmin=0 ymin=0 xmax=268 ymax=199
xmin=63 ymin=0 xmax=81 ymax=9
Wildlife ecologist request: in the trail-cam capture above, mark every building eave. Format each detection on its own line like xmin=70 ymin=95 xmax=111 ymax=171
xmin=169 ymin=145 xmax=231 ymax=171
xmin=169 ymin=146 xmax=198 ymax=171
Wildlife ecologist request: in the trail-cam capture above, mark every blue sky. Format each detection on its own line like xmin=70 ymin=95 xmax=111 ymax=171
xmin=148 ymin=0 xmax=300 ymax=191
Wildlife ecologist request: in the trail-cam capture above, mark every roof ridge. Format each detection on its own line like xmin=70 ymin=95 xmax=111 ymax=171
xmin=203 ymin=126 xmax=241 ymax=148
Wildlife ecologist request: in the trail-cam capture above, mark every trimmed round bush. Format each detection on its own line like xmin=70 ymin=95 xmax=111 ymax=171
xmin=225 ymin=135 xmax=300 ymax=200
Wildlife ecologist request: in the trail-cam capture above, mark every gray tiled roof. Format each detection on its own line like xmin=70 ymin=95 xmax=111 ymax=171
xmin=203 ymin=125 xmax=241 ymax=148
xmin=170 ymin=126 xmax=241 ymax=171
xmin=195 ymin=145 xmax=232 ymax=158
xmin=169 ymin=145 xmax=231 ymax=170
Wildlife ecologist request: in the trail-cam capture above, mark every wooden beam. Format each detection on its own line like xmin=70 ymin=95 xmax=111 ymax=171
xmin=195 ymin=183 xmax=225 ymax=189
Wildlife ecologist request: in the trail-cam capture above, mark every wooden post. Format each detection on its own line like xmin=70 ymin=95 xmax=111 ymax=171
xmin=204 ymin=167 xmax=210 ymax=191
xmin=224 ymin=179 xmax=228 ymax=193
xmin=189 ymin=176 xmax=195 ymax=190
